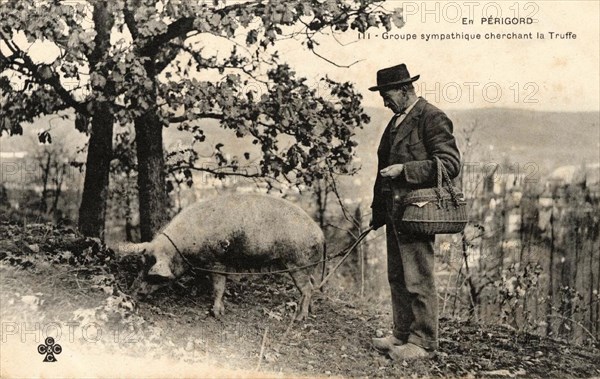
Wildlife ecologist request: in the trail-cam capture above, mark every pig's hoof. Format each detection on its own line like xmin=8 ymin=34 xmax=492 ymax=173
xmin=294 ymin=311 xmax=308 ymax=321
xmin=212 ymin=303 xmax=225 ymax=318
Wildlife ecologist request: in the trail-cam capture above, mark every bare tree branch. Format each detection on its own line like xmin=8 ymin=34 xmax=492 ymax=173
xmin=328 ymin=168 xmax=360 ymax=227
xmin=168 ymin=163 xmax=264 ymax=180
xmin=304 ymin=31 xmax=363 ymax=68
xmin=180 ymin=44 xmax=267 ymax=84
xmin=310 ymin=47 xmax=364 ymax=68
xmin=168 ymin=113 xmax=223 ymax=124
xmin=330 ymin=26 xmax=360 ymax=47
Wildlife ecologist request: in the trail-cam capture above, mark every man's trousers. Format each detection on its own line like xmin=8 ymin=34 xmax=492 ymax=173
xmin=385 ymin=218 xmax=438 ymax=350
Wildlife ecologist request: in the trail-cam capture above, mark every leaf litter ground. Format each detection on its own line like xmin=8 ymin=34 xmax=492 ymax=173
xmin=1 ymin=221 xmax=599 ymax=378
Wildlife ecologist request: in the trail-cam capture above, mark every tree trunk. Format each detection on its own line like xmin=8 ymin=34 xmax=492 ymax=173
xmin=135 ymin=108 xmax=168 ymax=241
xmin=133 ymin=50 xmax=169 ymax=242
xmin=50 ymin=162 xmax=65 ymax=214
xmin=78 ymin=106 xmax=113 ymax=238
xmin=597 ymin=237 xmax=600 ymax=340
xmin=77 ymin=1 xmax=114 ymax=239
xmin=39 ymin=153 xmax=51 ymax=213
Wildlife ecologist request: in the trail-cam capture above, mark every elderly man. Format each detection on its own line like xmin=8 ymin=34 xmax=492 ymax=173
xmin=368 ymin=64 xmax=461 ymax=361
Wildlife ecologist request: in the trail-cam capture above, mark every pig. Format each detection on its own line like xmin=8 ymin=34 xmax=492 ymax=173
xmin=122 ymin=194 xmax=325 ymax=321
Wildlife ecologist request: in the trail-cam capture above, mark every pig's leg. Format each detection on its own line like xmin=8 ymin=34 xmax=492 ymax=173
xmin=288 ymin=269 xmax=313 ymax=321
xmin=212 ymin=273 xmax=227 ymax=317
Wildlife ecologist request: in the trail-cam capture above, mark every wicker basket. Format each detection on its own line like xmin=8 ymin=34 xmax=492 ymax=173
xmin=398 ymin=157 xmax=468 ymax=235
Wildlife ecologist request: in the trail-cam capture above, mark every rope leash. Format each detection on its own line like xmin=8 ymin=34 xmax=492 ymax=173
xmin=159 ymin=227 xmax=373 ymax=279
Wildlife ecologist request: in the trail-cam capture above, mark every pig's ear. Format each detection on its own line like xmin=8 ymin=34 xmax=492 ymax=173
xmin=138 ymin=242 xmax=152 ymax=254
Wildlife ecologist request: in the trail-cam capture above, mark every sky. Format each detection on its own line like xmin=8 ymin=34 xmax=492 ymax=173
xmin=275 ymin=0 xmax=600 ymax=112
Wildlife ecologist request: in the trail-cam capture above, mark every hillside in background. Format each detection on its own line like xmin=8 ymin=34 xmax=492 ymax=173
xmin=448 ymin=108 xmax=600 ymax=168
xmin=159 ymin=107 xmax=600 ymax=195
xmin=340 ymin=107 xmax=600 ymax=205
xmin=360 ymin=107 xmax=600 ymax=170
xmin=2 ymin=107 xmax=598 ymax=198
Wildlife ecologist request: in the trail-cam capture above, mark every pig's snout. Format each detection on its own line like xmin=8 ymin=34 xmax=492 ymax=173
xmin=131 ymin=252 xmax=174 ymax=299
xmin=141 ymin=252 xmax=175 ymax=282
xmin=147 ymin=260 xmax=175 ymax=281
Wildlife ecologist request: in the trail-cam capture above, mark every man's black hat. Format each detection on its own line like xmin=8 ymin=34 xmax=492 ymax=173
xmin=369 ymin=63 xmax=420 ymax=92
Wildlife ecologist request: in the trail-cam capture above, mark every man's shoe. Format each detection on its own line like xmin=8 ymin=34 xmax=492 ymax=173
xmin=372 ymin=335 xmax=404 ymax=352
xmin=388 ymin=343 xmax=429 ymax=361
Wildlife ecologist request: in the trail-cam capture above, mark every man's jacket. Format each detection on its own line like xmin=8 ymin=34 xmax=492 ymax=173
xmin=371 ymin=97 xmax=461 ymax=228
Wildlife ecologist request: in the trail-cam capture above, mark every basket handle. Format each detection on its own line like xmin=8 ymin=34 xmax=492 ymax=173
xmin=434 ymin=156 xmax=462 ymax=207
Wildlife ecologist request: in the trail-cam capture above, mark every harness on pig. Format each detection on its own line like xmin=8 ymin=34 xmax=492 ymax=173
xmin=159 ymin=227 xmax=372 ymax=289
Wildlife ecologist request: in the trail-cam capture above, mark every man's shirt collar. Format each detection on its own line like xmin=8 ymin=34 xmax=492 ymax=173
xmin=396 ymin=98 xmax=420 ymax=117
xmin=392 ymin=98 xmax=420 ymax=128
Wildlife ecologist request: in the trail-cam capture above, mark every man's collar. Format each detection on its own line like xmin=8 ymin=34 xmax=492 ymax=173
xmin=396 ymin=97 xmax=420 ymax=116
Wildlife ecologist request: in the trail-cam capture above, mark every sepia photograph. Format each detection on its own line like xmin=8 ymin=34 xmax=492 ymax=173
xmin=1 ymin=0 xmax=599 ymax=377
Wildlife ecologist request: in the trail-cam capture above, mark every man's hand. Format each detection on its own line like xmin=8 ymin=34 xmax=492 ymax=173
xmin=380 ymin=164 xmax=405 ymax=179
xmin=369 ymin=217 xmax=385 ymax=230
